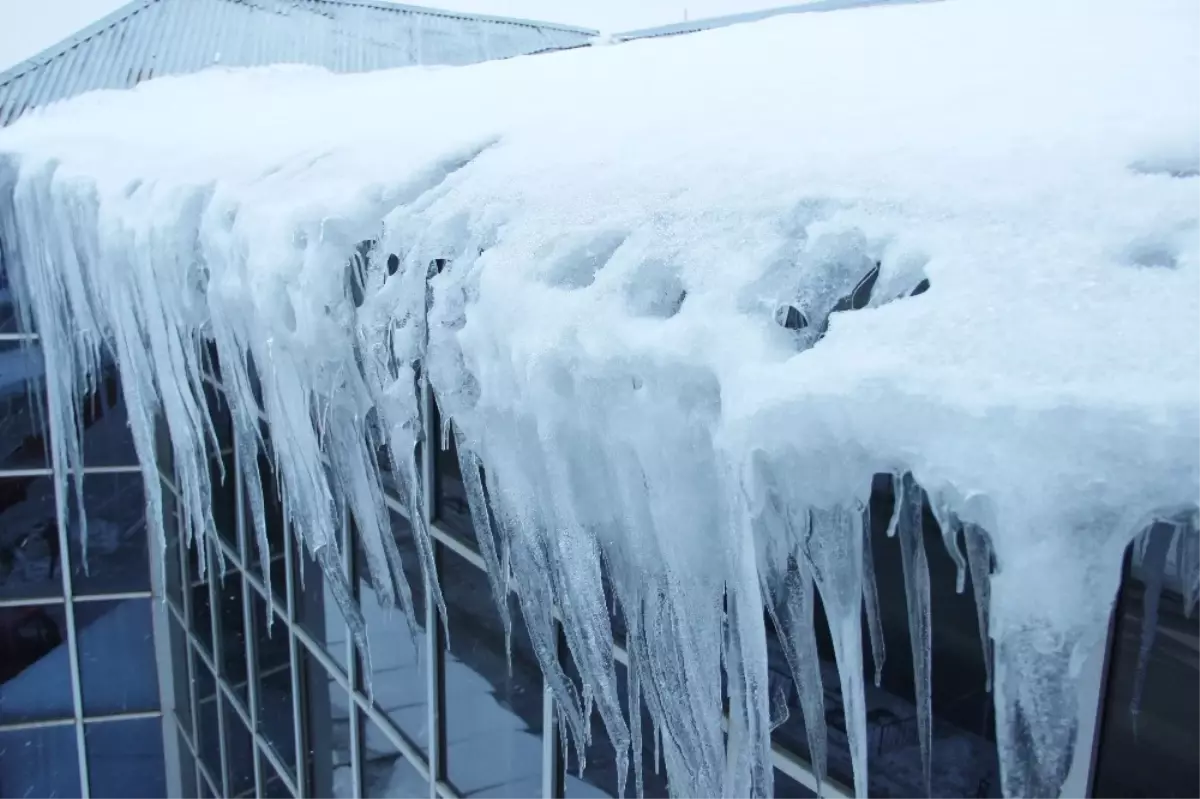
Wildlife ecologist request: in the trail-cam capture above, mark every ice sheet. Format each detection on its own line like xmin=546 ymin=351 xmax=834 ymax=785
xmin=1 ymin=0 xmax=1197 ymax=796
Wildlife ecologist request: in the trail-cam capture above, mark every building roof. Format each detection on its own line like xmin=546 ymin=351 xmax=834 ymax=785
xmin=0 ymin=0 xmax=596 ymax=127
xmin=614 ymin=0 xmax=930 ymax=41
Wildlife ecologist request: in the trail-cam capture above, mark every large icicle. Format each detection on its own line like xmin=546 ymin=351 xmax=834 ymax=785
xmin=895 ymin=473 xmax=933 ymax=797
xmin=861 ymin=490 xmax=886 ymax=688
xmin=963 ymin=523 xmax=994 ymax=692
xmin=1128 ymin=520 xmax=1174 ymax=727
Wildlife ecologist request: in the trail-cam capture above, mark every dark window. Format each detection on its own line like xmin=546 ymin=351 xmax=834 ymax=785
xmin=77 ymin=598 xmax=159 ymax=715
xmin=250 ymin=587 xmax=297 ymax=776
xmin=86 ymin=717 xmax=167 ymax=798
xmin=0 ymin=603 xmax=72 ymax=723
xmin=1092 ymin=524 xmax=1199 ymax=798
xmin=360 ymin=714 xmax=428 ymax=798
xmin=0 ymin=723 xmax=80 ymax=797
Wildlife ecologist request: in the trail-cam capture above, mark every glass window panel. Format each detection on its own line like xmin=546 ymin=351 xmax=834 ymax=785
xmin=445 ymin=544 xmax=545 ymax=798
xmin=189 ymin=539 xmax=214 ymax=655
xmin=434 ymin=412 xmax=475 ymax=548
xmin=216 ymin=569 xmax=249 ymax=706
xmin=77 ymin=598 xmax=159 ymax=715
xmin=250 ymin=588 xmax=297 ymax=777
xmin=210 ymin=447 xmax=240 ymax=561
xmin=0 ymin=602 xmax=73 ymax=723
xmin=164 ymin=489 xmax=184 ymax=610
xmin=193 ymin=654 xmax=223 ymax=786
xmin=222 ymin=695 xmax=256 ymax=798
xmin=0 ymin=722 xmax=80 ymax=798
xmin=300 ymin=646 xmax=353 ymax=798
xmin=773 ymin=768 xmax=819 ymax=799
xmin=85 ymin=717 xmax=167 ymax=799
xmin=0 ymin=339 xmax=50 ymax=471
xmin=176 ymin=728 xmax=199 ymax=798
xmin=356 ymin=511 xmax=428 ymax=753
xmin=77 ymin=366 xmax=137 ymax=468
xmin=260 ymin=749 xmax=295 ymax=799
xmin=169 ymin=613 xmax=193 ymax=735
xmin=0 ymin=476 xmax=60 ymax=601
xmin=360 ymin=713 xmax=429 ymax=799
xmin=1092 ymin=526 xmax=1199 ymax=798
xmin=68 ymin=471 xmax=149 ymax=595
xmin=0 ymin=260 xmax=18 ymax=334
xmin=295 ymin=515 xmax=348 ymax=674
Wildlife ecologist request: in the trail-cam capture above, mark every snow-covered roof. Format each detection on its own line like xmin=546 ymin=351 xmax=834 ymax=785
xmin=614 ymin=0 xmax=928 ymax=41
xmin=0 ymin=0 xmax=596 ymax=127
xmin=0 ymin=1 xmax=1196 ymax=797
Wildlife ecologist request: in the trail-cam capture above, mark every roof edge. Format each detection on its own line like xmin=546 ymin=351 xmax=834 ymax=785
xmin=0 ymin=0 xmax=158 ymax=88
xmin=613 ymin=0 xmax=934 ymax=41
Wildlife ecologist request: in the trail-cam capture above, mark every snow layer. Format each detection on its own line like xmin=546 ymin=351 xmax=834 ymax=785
xmin=1 ymin=0 xmax=1198 ymax=796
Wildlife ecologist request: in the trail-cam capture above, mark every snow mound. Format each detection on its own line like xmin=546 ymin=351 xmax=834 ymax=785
xmin=1 ymin=1 xmax=1198 ymax=796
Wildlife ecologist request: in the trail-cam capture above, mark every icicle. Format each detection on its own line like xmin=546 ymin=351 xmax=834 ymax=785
xmin=964 ymin=523 xmax=994 ymax=692
xmin=765 ymin=554 xmax=828 ymax=795
xmin=931 ymin=498 xmax=968 ymax=594
xmin=861 ymin=499 xmax=886 ymax=688
xmin=804 ymin=504 xmax=869 ymax=798
xmin=654 ymin=720 xmax=661 ymax=776
xmin=1129 ymin=520 xmax=1174 ymax=729
xmin=895 ymin=473 xmax=933 ymax=797
xmin=629 ymin=643 xmax=645 ymax=799
xmin=456 ymin=436 xmax=513 ymax=647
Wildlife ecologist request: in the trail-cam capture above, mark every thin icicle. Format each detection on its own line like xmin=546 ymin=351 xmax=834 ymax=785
xmin=1129 ymin=520 xmax=1174 ymax=729
xmin=895 ymin=473 xmax=934 ymax=797
xmin=804 ymin=504 xmax=869 ymax=798
xmin=964 ymin=522 xmax=994 ymax=692
xmin=765 ymin=554 xmax=828 ymax=796
xmin=861 ymin=497 xmax=886 ymax=688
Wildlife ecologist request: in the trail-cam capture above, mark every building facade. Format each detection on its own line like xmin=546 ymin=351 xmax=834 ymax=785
xmin=0 ymin=3 xmax=1197 ymax=798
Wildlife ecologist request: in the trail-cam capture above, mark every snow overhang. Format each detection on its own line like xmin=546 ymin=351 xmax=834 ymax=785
xmin=0 ymin=1 xmax=1197 ymax=796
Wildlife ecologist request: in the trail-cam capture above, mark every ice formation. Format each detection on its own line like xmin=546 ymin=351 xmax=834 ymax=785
xmin=1 ymin=0 xmax=1198 ymax=796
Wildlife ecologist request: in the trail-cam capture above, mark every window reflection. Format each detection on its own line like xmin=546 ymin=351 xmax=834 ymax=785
xmin=360 ymin=714 xmax=429 ymax=798
xmin=1093 ymin=524 xmax=1199 ymax=798
xmin=77 ymin=598 xmax=159 ymax=715
xmin=356 ymin=511 xmax=428 ymax=754
xmin=300 ymin=647 xmax=354 ymax=798
xmin=260 ymin=749 xmax=295 ymax=799
xmin=194 ymin=654 xmax=223 ymax=786
xmin=295 ymin=514 xmax=348 ymax=674
xmin=0 ymin=339 xmax=50 ymax=472
xmin=250 ymin=587 xmax=297 ymax=776
xmin=85 ymin=718 xmax=167 ymax=799
xmin=0 ymin=602 xmax=72 ymax=723
xmin=0 ymin=723 xmax=80 ymax=798
xmin=444 ymin=546 xmax=546 ymax=798
xmin=222 ymin=695 xmax=256 ymax=798
xmin=68 ymin=472 xmax=150 ymax=595
xmin=216 ymin=570 xmax=249 ymax=706
xmin=0 ymin=475 xmax=59 ymax=601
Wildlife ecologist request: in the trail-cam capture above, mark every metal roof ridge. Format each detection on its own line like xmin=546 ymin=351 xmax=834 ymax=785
xmin=0 ymin=0 xmax=159 ymax=88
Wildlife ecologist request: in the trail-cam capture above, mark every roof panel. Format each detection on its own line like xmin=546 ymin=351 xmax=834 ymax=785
xmin=0 ymin=0 xmax=595 ymax=127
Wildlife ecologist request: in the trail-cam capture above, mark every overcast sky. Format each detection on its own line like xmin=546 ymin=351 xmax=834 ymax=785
xmin=0 ymin=0 xmax=792 ymax=71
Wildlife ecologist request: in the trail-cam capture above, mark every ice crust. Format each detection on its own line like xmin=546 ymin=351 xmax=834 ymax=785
xmin=1 ymin=1 xmax=1199 ymax=796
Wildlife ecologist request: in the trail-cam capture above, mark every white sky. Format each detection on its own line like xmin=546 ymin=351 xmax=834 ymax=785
xmin=0 ymin=0 xmax=792 ymax=71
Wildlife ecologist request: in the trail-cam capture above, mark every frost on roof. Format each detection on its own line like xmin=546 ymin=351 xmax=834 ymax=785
xmin=1 ymin=0 xmax=1198 ymax=796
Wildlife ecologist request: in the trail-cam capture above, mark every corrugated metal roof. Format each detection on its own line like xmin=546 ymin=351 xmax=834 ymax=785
xmin=0 ymin=0 xmax=596 ymax=127
xmin=614 ymin=0 xmax=932 ymax=41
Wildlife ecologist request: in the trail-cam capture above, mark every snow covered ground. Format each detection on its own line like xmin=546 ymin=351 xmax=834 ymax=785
xmin=0 ymin=0 xmax=1196 ymax=796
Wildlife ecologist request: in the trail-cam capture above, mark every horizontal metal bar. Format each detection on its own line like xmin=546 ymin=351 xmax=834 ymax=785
xmin=0 ymin=463 xmax=143 ymax=479
xmin=173 ymin=712 xmax=222 ymax=798
xmin=0 ymin=716 xmax=75 ymax=732
xmin=0 ymin=332 xmax=38 ymax=342
xmin=80 ymin=709 xmax=164 ymax=725
xmin=0 ymin=595 xmax=65 ymax=609
xmin=74 ymin=590 xmax=154 ymax=603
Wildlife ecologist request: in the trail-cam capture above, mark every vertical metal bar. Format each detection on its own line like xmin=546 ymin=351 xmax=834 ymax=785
xmin=426 ymin=542 xmax=446 ymax=798
xmin=422 ymin=374 xmax=445 ymax=798
xmin=542 ymin=620 xmax=565 ymax=799
xmin=234 ymin=448 xmax=264 ymax=799
xmin=149 ymin=478 xmax=183 ymax=799
xmin=284 ymin=517 xmax=308 ymax=797
xmin=345 ymin=505 xmax=364 ymax=799
xmin=350 ymin=702 xmax=365 ymax=799
xmin=50 ymin=444 xmax=90 ymax=796
xmin=208 ymin=536 xmax=231 ymax=798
